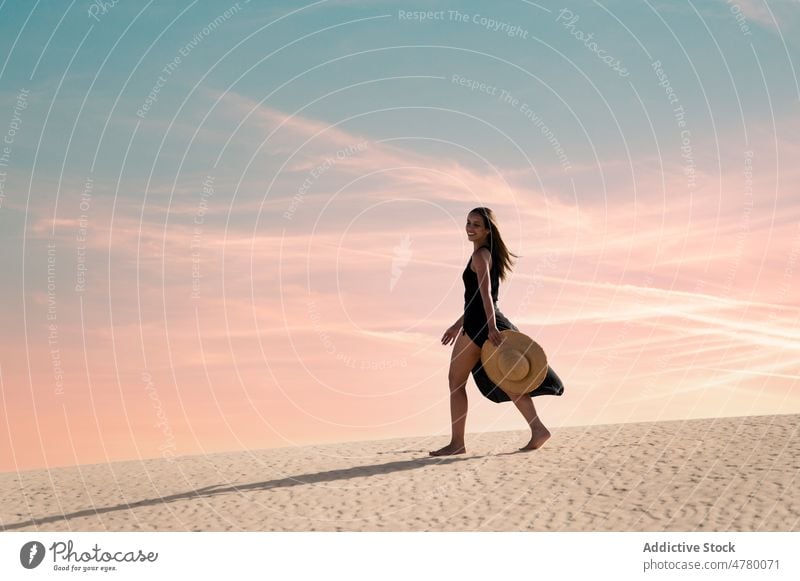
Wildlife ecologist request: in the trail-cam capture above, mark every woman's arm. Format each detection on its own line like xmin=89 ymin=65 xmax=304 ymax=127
xmin=472 ymin=248 xmax=496 ymax=328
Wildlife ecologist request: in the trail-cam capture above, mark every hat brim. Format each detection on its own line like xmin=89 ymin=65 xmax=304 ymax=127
xmin=480 ymin=330 xmax=548 ymax=395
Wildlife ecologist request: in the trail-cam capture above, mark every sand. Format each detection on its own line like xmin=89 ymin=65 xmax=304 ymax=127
xmin=1 ymin=414 xmax=798 ymax=531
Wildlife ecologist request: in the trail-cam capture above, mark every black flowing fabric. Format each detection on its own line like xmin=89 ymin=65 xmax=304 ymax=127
xmin=462 ymin=247 xmax=565 ymax=403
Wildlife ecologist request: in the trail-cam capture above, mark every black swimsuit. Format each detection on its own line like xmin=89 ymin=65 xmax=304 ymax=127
xmin=462 ymin=246 xmax=565 ymax=403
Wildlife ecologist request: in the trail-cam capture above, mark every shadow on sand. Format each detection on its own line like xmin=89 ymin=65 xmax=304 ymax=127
xmin=2 ymin=454 xmax=483 ymax=530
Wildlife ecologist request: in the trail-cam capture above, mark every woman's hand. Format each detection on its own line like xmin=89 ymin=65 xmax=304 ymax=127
xmin=487 ymin=324 xmax=505 ymax=347
xmin=441 ymin=323 xmax=462 ymax=346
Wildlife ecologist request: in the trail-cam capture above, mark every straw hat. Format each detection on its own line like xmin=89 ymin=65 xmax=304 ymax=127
xmin=480 ymin=330 xmax=548 ymax=395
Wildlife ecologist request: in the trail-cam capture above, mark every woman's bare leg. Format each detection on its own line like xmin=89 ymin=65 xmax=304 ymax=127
xmin=430 ymin=331 xmax=482 ymax=456
xmin=509 ymin=394 xmax=551 ymax=451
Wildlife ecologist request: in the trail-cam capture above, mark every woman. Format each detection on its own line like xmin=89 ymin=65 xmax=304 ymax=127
xmin=430 ymin=207 xmax=564 ymax=456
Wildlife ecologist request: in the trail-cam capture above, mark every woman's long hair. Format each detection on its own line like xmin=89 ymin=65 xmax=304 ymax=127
xmin=469 ymin=207 xmax=519 ymax=282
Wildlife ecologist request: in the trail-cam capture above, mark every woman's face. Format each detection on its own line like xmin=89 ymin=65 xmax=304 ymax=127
xmin=466 ymin=213 xmax=489 ymax=244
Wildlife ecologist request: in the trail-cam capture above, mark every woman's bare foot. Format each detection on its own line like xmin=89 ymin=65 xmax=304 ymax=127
xmin=519 ymin=426 xmax=551 ymax=451
xmin=429 ymin=442 xmax=466 ymax=456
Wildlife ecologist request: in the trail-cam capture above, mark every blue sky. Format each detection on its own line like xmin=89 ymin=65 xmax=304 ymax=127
xmin=2 ymin=1 xmax=797 ymax=173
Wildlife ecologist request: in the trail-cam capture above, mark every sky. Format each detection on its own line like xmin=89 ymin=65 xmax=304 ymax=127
xmin=0 ymin=0 xmax=798 ymax=472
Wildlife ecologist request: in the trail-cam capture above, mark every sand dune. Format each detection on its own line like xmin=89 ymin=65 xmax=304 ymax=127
xmin=1 ymin=414 xmax=797 ymax=531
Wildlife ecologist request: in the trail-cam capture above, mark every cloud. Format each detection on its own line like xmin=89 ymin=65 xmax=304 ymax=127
xmin=730 ymin=0 xmax=779 ymax=31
